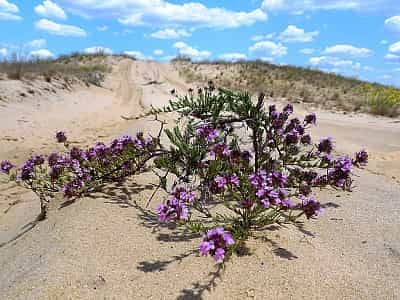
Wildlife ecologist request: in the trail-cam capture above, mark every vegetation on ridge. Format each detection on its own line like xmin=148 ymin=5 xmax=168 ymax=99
xmin=176 ymin=59 xmax=400 ymax=117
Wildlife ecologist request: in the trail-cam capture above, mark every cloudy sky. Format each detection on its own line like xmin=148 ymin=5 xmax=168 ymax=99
xmin=1 ymin=0 xmax=400 ymax=86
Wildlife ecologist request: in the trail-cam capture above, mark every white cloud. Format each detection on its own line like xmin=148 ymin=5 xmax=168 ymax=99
xmin=300 ymin=48 xmax=315 ymax=54
xmin=173 ymin=42 xmax=211 ymax=61
xmin=25 ymin=39 xmax=47 ymax=49
xmin=62 ymin=1 xmax=267 ymax=29
xmin=124 ymin=51 xmax=146 ymax=60
xmin=385 ymin=53 xmax=400 ymax=60
xmin=35 ymin=0 xmax=67 ymax=20
xmin=97 ymin=25 xmax=108 ymax=31
xmin=0 ymin=47 xmax=7 ymax=56
xmin=389 ymin=41 xmax=400 ymax=53
xmin=309 ymin=56 xmax=361 ymax=69
xmin=380 ymin=40 xmax=388 ymax=45
xmin=84 ymin=46 xmax=113 ymax=55
xmin=150 ymin=28 xmax=191 ymax=39
xmin=0 ymin=0 xmax=21 ymax=20
xmin=249 ymin=41 xmax=287 ymax=58
xmin=323 ymin=44 xmax=373 ymax=57
xmin=219 ymin=53 xmax=247 ymax=62
xmin=279 ymin=25 xmax=319 ymax=43
xmin=261 ymin=0 xmax=397 ymax=13
xmin=381 ymin=74 xmax=392 ymax=80
xmin=35 ymin=19 xmax=87 ymax=37
xmin=153 ymin=49 xmax=164 ymax=56
xmin=118 ymin=13 xmax=143 ymax=26
xmin=251 ymin=33 xmax=276 ymax=41
xmin=385 ymin=16 xmax=400 ymax=31
xmin=29 ymin=49 xmax=55 ymax=59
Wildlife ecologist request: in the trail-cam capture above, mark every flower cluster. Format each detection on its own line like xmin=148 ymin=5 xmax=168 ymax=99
xmin=55 ymin=131 xmax=67 ymax=143
xmin=199 ymin=227 xmax=234 ymax=263
xmin=196 ymin=125 xmax=218 ymax=142
xmin=300 ymin=195 xmax=324 ymax=219
xmin=157 ymin=188 xmax=195 ymax=222
xmin=354 ymin=149 xmax=368 ymax=167
xmin=0 ymin=160 xmax=14 ymax=174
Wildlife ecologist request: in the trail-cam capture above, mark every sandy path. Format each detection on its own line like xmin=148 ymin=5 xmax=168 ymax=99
xmin=0 ymin=60 xmax=399 ymax=299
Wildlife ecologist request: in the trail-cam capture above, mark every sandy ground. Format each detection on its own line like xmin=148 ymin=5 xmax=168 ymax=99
xmin=0 ymin=59 xmax=399 ymax=299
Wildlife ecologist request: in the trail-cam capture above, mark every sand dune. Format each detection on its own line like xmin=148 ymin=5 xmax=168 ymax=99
xmin=0 ymin=59 xmax=399 ymax=299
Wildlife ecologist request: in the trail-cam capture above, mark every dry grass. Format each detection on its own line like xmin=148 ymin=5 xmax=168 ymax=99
xmin=0 ymin=53 xmax=112 ymax=86
xmin=175 ymin=59 xmax=400 ymax=117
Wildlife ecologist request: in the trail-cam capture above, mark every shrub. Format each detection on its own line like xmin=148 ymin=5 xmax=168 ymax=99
xmin=0 ymin=86 xmax=368 ymax=264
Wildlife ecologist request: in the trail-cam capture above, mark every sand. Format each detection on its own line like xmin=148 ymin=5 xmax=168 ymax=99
xmin=0 ymin=59 xmax=399 ymax=299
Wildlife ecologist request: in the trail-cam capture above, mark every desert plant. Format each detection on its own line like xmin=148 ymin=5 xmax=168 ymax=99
xmin=1 ymin=86 xmax=368 ymax=264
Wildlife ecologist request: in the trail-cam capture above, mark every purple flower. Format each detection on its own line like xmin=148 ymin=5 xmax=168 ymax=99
xmin=283 ymin=104 xmax=294 ymax=114
xmin=328 ymin=156 xmax=353 ymax=189
xmin=281 ymin=199 xmax=294 ymax=210
xmin=210 ymin=143 xmax=231 ymax=158
xmin=214 ymin=248 xmax=226 ymax=262
xmin=214 ymin=176 xmax=228 ymax=189
xmin=134 ymin=133 xmax=153 ymax=150
xmin=0 ymin=160 xmax=14 ymax=174
xmin=70 ymin=147 xmax=85 ymax=161
xmin=157 ymin=198 xmax=189 ymax=222
xmin=318 ymin=137 xmax=334 ymax=154
xmin=229 ymin=175 xmax=240 ymax=186
xmin=199 ymin=227 xmax=234 ymax=263
xmin=304 ymin=113 xmax=317 ymax=125
xmin=285 ymin=129 xmax=300 ymax=145
xmin=48 ymin=153 xmax=64 ymax=167
xmin=196 ymin=126 xmax=218 ymax=142
xmin=172 ymin=187 xmax=196 ymax=203
xmin=62 ymin=178 xmax=84 ymax=198
xmin=354 ymin=149 xmax=368 ymax=167
xmin=19 ymin=159 xmax=36 ymax=180
xmin=32 ymin=155 xmax=45 ymax=166
xmin=199 ymin=241 xmax=215 ymax=256
xmin=49 ymin=164 xmax=64 ymax=181
xmin=300 ymin=195 xmax=323 ymax=219
xmin=55 ymin=131 xmax=67 ymax=143
xmin=268 ymin=171 xmax=288 ymax=188
xmin=261 ymin=199 xmax=270 ymax=208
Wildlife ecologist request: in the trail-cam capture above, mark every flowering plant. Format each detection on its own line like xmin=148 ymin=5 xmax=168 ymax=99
xmin=146 ymin=86 xmax=367 ymax=263
xmin=1 ymin=85 xmax=367 ymax=263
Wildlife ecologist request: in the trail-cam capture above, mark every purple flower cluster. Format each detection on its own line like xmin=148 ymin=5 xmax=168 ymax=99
xmin=196 ymin=125 xmax=218 ymax=142
xmin=199 ymin=227 xmax=234 ymax=263
xmin=171 ymin=187 xmax=196 ymax=203
xmin=0 ymin=160 xmax=14 ymax=174
xmin=304 ymin=113 xmax=317 ymax=125
xmin=210 ymin=174 xmax=240 ymax=194
xmin=249 ymin=170 xmax=291 ymax=208
xmin=300 ymin=195 xmax=323 ymax=219
xmin=210 ymin=143 xmax=232 ymax=158
xmin=134 ymin=133 xmax=153 ymax=150
xmin=329 ymin=156 xmax=353 ymax=189
xmin=157 ymin=199 xmax=189 ymax=222
xmin=354 ymin=149 xmax=368 ymax=167
xmin=157 ymin=188 xmax=195 ymax=222
xmin=62 ymin=178 xmax=85 ymax=198
xmin=48 ymin=152 xmax=69 ymax=180
xmin=318 ymin=137 xmax=334 ymax=154
xmin=18 ymin=155 xmax=45 ymax=180
xmin=55 ymin=131 xmax=67 ymax=143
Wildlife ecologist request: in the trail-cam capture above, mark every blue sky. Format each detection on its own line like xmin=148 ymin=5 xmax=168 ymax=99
xmin=1 ymin=0 xmax=400 ymax=86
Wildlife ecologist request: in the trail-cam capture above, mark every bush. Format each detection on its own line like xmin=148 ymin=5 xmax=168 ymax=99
xmin=0 ymin=86 xmax=368 ymax=264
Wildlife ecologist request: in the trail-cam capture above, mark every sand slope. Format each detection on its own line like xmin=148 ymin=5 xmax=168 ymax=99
xmin=0 ymin=59 xmax=399 ymax=299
